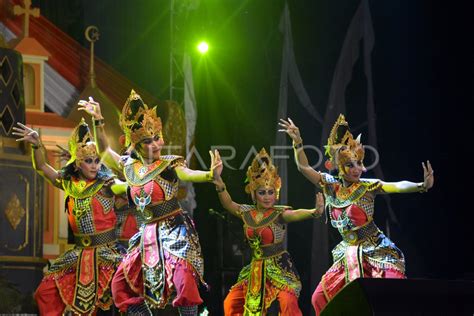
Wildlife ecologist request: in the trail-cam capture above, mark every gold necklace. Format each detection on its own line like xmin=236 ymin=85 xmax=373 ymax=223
xmin=255 ymin=211 xmax=264 ymax=223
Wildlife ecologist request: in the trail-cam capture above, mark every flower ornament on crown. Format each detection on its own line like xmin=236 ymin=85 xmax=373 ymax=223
xmin=324 ymin=114 xmax=365 ymax=175
xmin=120 ymin=89 xmax=163 ymax=147
xmin=68 ymin=118 xmax=99 ymax=165
xmin=245 ymin=148 xmax=282 ymax=199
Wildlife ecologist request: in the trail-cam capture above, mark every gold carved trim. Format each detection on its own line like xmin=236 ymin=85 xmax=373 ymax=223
xmin=4 ymin=193 xmax=25 ymax=229
xmin=0 ymin=106 xmax=15 ymax=135
xmin=0 ymin=152 xmax=30 ymax=161
xmin=0 ymin=255 xmax=47 ymax=264
xmin=2 ymin=174 xmax=30 ymax=251
xmin=0 ymin=266 xmax=45 ymax=271
xmin=0 ymin=55 xmax=12 ymax=86
xmin=0 ymin=136 xmax=21 ymax=149
xmin=0 ymin=163 xmax=40 ymax=255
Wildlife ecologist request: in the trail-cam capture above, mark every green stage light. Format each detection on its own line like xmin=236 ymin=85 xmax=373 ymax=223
xmin=197 ymin=41 xmax=209 ymax=54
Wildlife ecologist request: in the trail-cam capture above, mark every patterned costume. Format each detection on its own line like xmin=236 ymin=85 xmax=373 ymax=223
xmin=311 ymin=115 xmax=405 ymax=315
xmin=313 ymin=173 xmax=405 ymax=307
xmin=223 ymin=149 xmax=303 ymax=316
xmin=34 ymin=120 xmax=124 ymax=315
xmin=110 ymin=90 xmax=210 ymax=315
xmin=112 ymin=155 xmax=205 ymax=310
xmin=224 ymin=205 xmax=302 ymax=316
xmin=114 ymin=193 xmax=141 ymax=247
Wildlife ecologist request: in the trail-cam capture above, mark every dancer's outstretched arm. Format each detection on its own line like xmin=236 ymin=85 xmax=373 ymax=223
xmin=78 ymin=97 xmax=121 ymax=171
xmin=380 ymin=161 xmax=434 ymax=193
xmin=209 ymin=150 xmax=241 ymax=217
xmin=13 ymin=123 xmax=60 ymax=186
xmin=281 ymin=192 xmax=324 ymax=222
xmin=175 ymin=150 xmax=222 ymax=183
xmin=279 ymin=118 xmax=322 ymax=186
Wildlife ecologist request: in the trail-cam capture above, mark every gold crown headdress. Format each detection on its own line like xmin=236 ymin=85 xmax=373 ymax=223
xmin=324 ymin=114 xmax=365 ymax=173
xmin=120 ymin=89 xmax=162 ymax=147
xmin=68 ymin=118 xmax=98 ymax=165
xmin=245 ymin=148 xmax=282 ymax=198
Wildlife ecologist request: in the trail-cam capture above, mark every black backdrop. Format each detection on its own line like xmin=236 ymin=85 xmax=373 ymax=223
xmin=34 ymin=0 xmax=474 ymax=314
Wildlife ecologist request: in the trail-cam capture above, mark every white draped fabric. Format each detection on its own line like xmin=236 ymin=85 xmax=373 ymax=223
xmin=180 ymin=53 xmax=198 ymax=215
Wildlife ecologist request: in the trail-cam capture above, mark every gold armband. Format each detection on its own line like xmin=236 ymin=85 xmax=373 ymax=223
xmin=216 ymin=185 xmax=226 ymax=193
xmin=417 ymin=182 xmax=428 ymax=193
xmin=31 ymin=143 xmax=43 ymax=150
xmin=293 ymin=141 xmax=303 ymax=150
xmin=93 ymin=118 xmax=105 ymax=127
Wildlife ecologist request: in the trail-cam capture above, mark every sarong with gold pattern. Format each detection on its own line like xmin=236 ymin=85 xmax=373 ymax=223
xmin=231 ymin=205 xmax=301 ymax=315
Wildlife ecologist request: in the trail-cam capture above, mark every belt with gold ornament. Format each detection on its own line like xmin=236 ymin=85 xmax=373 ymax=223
xmin=74 ymin=229 xmax=117 ymax=247
xmin=251 ymin=242 xmax=285 ymax=259
xmin=141 ymin=198 xmax=181 ymax=223
xmin=341 ymin=220 xmax=380 ymax=245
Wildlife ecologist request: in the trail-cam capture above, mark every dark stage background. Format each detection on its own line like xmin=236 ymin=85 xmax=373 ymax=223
xmin=35 ymin=0 xmax=473 ymax=314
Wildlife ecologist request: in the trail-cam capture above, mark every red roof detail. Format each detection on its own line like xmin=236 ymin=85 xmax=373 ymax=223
xmin=14 ymin=37 xmax=50 ymax=57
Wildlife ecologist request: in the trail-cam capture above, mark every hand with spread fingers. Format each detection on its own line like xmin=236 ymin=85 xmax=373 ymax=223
xmin=422 ymin=160 xmax=434 ymax=190
xmin=313 ymin=192 xmax=325 ymax=218
xmin=52 ymin=145 xmax=72 ymax=162
xmin=278 ymin=118 xmax=303 ymax=144
xmin=209 ymin=149 xmax=223 ymax=183
xmin=78 ymin=96 xmax=103 ymax=120
xmin=12 ymin=122 xmax=41 ymax=146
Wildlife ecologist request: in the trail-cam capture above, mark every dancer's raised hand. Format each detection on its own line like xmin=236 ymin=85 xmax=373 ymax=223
xmin=12 ymin=122 xmax=41 ymax=145
xmin=52 ymin=145 xmax=72 ymax=162
xmin=313 ymin=192 xmax=325 ymax=218
xmin=78 ymin=96 xmax=103 ymax=120
xmin=278 ymin=118 xmax=302 ymax=144
xmin=210 ymin=149 xmax=223 ymax=182
xmin=422 ymin=161 xmax=434 ymax=190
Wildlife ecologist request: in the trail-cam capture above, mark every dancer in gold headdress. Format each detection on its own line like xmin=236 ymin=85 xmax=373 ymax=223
xmin=279 ymin=115 xmax=434 ymax=315
xmin=213 ymin=148 xmax=323 ymax=316
xmin=78 ymin=90 xmax=220 ymax=315
xmin=13 ymin=119 xmax=126 ymax=315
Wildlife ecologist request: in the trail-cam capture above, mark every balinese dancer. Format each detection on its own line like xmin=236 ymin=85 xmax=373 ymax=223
xmin=279 ymin=115 xmax=434 ymax=315
xmin=77 ymin=90 xmax=221 ymax=316
xmin=13 ymin=119 xmax=126 ymax=315
xmin=213 ymin=148 xmax=324 ymax=316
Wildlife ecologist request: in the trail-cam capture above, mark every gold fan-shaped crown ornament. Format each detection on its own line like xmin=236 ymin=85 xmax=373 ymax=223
xmin=68 ymin=118 xmax=99 ymax=165
xmin=245 ymin=148 xmax=282 ymax=198
xmin=324 ymin=114 xmax=365 ymax=172
xmin=120 ymin=89 xmax=163 ymax=146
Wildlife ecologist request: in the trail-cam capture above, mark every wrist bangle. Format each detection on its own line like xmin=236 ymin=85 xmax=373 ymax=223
xmin=417 ymin=182 xmax=427 ymax=193
xmin=93 ymin=118 xmax=105 ymax=127
xmin=293 ymin=141 xmax=303 ymax=150
xmin=216 ymin=185 xmax=226 ymax=193
xmin=31 ymin=143 xmax=43 ymax=150
xmin=312 ymin=208 xmax=323 ymax=218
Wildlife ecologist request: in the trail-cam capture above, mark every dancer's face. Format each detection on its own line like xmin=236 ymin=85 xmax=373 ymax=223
xmin=254 ymin=186 xmax=276 ymax=210
xmin=78 ymin=156 xmax=101 ymax=180
xmin=341 ymin=159 xmax=366 ymax=183
xmin=138 ymin=134 xmax=164 ymax=161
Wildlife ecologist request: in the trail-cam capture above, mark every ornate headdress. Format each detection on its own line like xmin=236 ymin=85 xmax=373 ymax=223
xmin=68 ymin=118 xmax=98 ymax=165
xmin=325 ymin=114 xmax=365 ymax=174
xmin=245 ymin=148 xmax=282 ymax=198
xmin=120 ymin=89 xmax=162 ymax=147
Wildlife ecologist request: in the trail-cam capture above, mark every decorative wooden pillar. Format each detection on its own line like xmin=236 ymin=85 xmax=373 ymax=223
xmin=0 ymin=1 xmax=47 ymax=311
xmin=0 ymin=46 xmax=45 ymax=311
